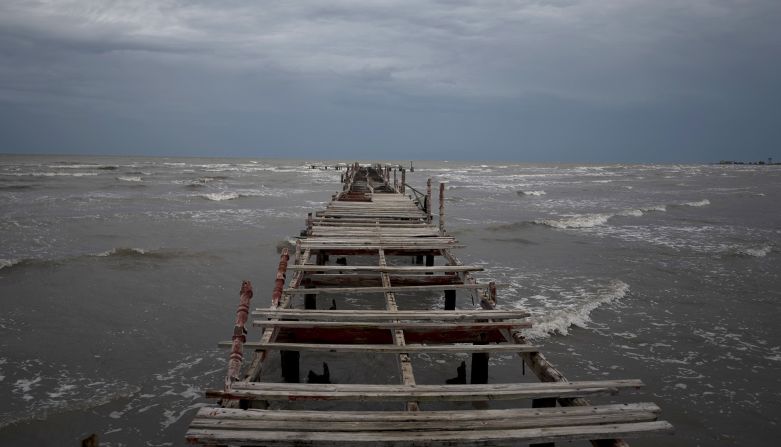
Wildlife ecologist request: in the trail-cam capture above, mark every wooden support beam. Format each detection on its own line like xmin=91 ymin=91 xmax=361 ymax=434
xmin=379 ymin=248 xmax=419 ymax=412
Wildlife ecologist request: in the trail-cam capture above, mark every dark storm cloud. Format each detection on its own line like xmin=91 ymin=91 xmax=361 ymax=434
xmin=0 ymin=0 xmax=779 ymax=161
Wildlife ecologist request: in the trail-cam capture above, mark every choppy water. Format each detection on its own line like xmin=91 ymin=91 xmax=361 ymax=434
xmin=1 ymin=155 xmax=779 ymax=446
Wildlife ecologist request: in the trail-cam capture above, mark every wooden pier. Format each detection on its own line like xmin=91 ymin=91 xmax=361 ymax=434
xmin=186 ymin=163 xmax=673 ymax=446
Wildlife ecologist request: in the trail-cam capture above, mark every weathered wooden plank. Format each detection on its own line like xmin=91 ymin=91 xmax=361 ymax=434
xmin=190 ymin=408 xmax=660 ymax=432
xmin=251 ymin=309 xmax=531 ymax=321
xmin=206 ymin=379 xmax=644 ymax=402
xmin=218 ymin=341 xmax=540 ymax=353
xmin=192 ymin=402 xmax=662 ymax=422
xmin=286 ymin=265 xmax=484 ymax=272
xmin=303 ymin=274 xmax=462 ymax=287
xmin=272 ymin=327 xmax=509 ymax=345
xmin=378 ymin=248 xmax=419 ymax=412
xmin=282 ymin=283 xmax=491 ymax=294
xmin=185 ymin=421 xmax=674 ymax=445
xmin=252 ymin=320 xmax=529 ymax=330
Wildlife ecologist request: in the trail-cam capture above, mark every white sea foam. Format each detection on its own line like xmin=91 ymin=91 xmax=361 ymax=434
xmin=518 ymin=190 xmax=546 ymax=196
xmin=683 ymin=199 xmax=710 ymax=207
xmin=202 ymin=192 xmax=240 ymax=201
xmin=116 ymin=176 xmax=142 ymax=182
xmin=2 ymin=172 xmax=99 ymax=177
xmin=94 ymin=247 xmax=148 ymax=257
xmin=734 ymin=246 xmax=772 ymax=257
xmin=13 ymin=376 xmax=42 ymax=401
xmin=535 ymin=213 xmax=612 ymax=229
xmin=524 ymin=280 xmax=630 ymax=339
xmin=0 ymin=259 xmax=20 ymax=270
xmin=533 ymin=203 xmax=670 ymax=230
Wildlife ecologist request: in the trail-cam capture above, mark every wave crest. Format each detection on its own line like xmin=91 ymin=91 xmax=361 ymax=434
xmin=523 ymin=280 xmax=630 ymax=339
xmin=202 ymin=192 xmax=240 ymax=201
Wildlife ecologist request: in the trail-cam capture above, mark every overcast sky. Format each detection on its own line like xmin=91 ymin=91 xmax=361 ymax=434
xmin=1 ymin=0 xmax=779 ymax=162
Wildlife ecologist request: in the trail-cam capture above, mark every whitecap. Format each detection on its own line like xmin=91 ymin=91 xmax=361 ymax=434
xmin=683 ymin=199 xmax=710 ymax=207
xmin=202 ymin=192 xmax=240 ymax=201
xmin=116 ymin=176 xmax=142 ymax=182
xmin=0 ymin=259 xmax=20 ymax=270
xmin=535 ymin=213 xmax=612 ymax=229
xmin=523 ymin=280 xmax=630 ymax=339
xmin=94 ymin=248 xmax=148 ymax=257
xmin=734 ymin=246 xmax=772 ymax=257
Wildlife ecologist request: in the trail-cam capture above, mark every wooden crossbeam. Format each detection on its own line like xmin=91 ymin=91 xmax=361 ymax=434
xmin=218 ymin=341 xmax=539 ymax=353
xmin=206 ymin=379 xmax=644 ymax=402
xmin=286 ymin=265 xmax=484 ymax=273
xmin=190 ymin=402 xmax=661 ymax=425
xmin=252 ymin=320 xmax=530 ymax=331
xmin=283 ymin=284 xmax=490 ymax=295
xmin=251 ymin=309 xmax=531 ymax=321
xmin=187 ymin=421 xmax=673 ymax=446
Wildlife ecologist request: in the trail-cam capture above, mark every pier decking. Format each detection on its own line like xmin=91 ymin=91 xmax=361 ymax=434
xmin=186 ymin=163 xmax=673 ymax=446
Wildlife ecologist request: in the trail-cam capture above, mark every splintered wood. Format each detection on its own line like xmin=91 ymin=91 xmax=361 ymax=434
xmin=186 ymin=163 xmax=673 ymax=446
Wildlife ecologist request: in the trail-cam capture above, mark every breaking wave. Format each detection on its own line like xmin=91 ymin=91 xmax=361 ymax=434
xmin=0 ymin=258 xmax=22 ymax=271
xmin=730 ymin=245 xmax=772 ymax=258
xmin=202 ymin=192 xmax=240 ymax=201
xmin=535 ymin=213 xmax=612 ymax=229
xmin=116 ymin=176 xmax=142 ymax=182
xmin=492 ymin=203 xmax=673 ymax=231
xmin=523 ymin=280 xmax=630 ymax=339
xmin=92 ymin=247 xmax=191 ymax=261
xmin=681 ymin=199 xmax=710 ymax=207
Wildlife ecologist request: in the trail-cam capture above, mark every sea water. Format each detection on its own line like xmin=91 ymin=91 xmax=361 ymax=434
xmin=1 ymin=155 xmax=779 ymax=446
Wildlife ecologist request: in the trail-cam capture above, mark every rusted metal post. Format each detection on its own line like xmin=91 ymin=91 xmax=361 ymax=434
xmin=438 ymin=182 xmax=445 ymax=235
xmin=426 ymin=178 xmax=432 ymax=223
xmin=225 ymin=280 xmax=254 ymax=389
xmin=401 ymin=169 xmax=406 ymax=194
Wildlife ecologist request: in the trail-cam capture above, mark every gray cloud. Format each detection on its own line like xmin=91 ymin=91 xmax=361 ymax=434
xmin=0 ymin=0 xmax=779 ymax=161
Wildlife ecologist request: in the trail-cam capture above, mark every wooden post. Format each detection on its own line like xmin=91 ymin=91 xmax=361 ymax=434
xmin=425 ymin=254 xmax=434 ymax=275
xmin=393 ymin=169 xmax=397 ymax=192
xmin=444 ymin=289 xmax=456 ymax=310
xmin=225 ymin=280 xmax=253 ymax=389
xmin=271 ymin=249 xmax=290 ymax=308
xmin=280 ymin=350 xmax=300 ymax=383
xmin=438 ymin=182 xmax=445 ymax=235
xmin=426 ymin=178 xmax=432 ymax=223
xmin=471 ymin=332 xmax=489 ymax=385
xmin=401 ymin=169 xmax=406 ymax=194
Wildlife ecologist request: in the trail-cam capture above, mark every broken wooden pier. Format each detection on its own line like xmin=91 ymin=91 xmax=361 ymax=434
xmin=186 ymin=163 xmax=673 ymax=446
